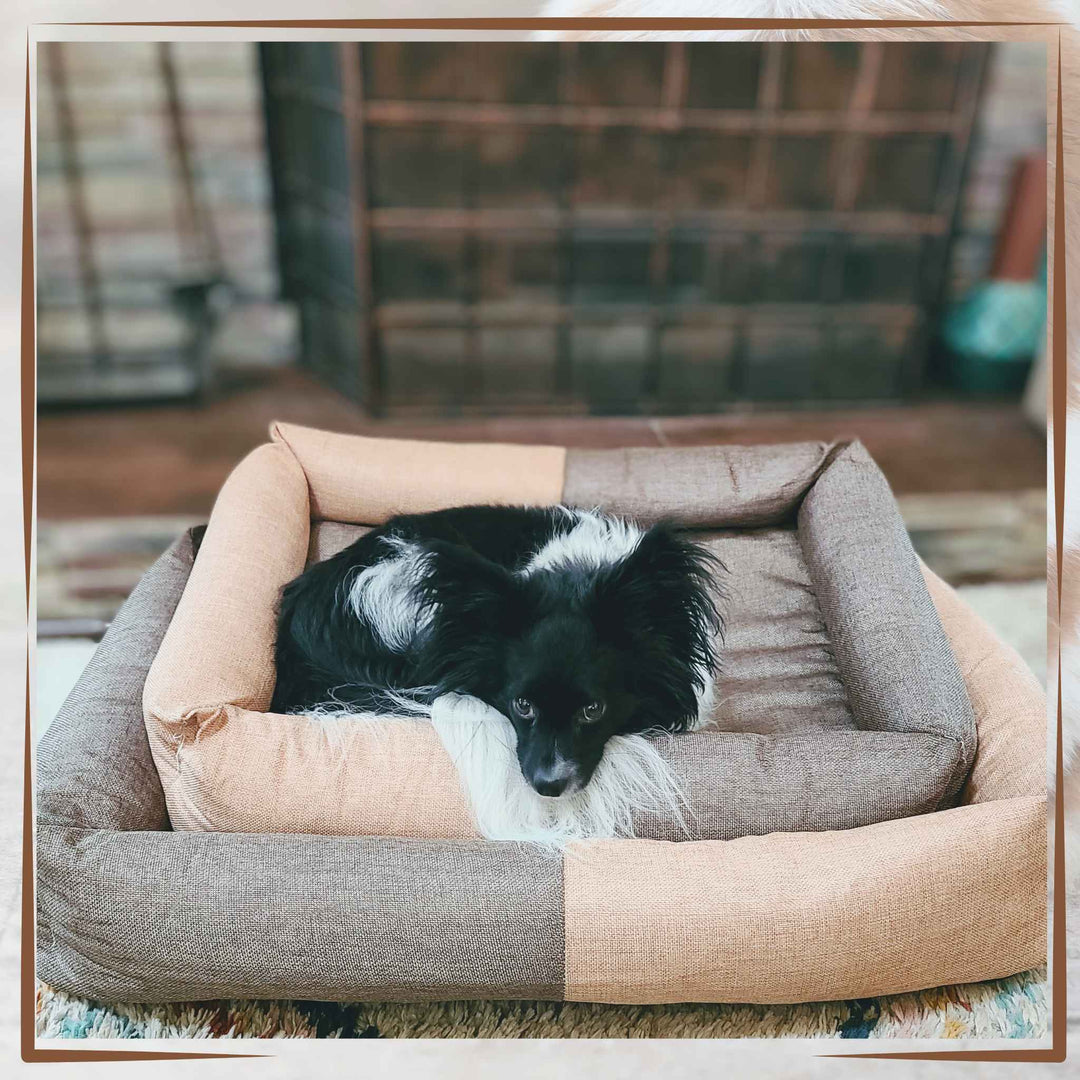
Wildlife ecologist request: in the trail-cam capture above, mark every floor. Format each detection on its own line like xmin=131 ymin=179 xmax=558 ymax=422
xmin=38 ymin=367 xmax=1046 ymax=519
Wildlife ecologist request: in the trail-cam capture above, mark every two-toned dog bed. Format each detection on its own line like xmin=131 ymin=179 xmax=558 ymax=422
xmin=36 ymin=424 xmax=1046 ymax=1004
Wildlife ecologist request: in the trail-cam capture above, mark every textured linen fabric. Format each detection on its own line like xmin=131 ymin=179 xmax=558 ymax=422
xmin=37 ymin=533 xmax=195 ymax=833
xmin=161 ymin=706 xmax=477 ymax=835
xmin=142 ymin=435 xmax=977 ymax=838
xmin=37 ymin=825 xmax=565 ymax=1004
xmin=700 ymin=528 xmax=856 ymax=734
xmin=797 ymin=442 xmax=978 ymax=785
xmin=562 ymin=794 xmax=1046 ymax=1004
xmin=307 ymin=519 xmax=369 ymax=565
xmin=272 ymin=420 xmax=566 ymax=524
xmin=645 ymin=729 xmax=965 ymax=841
xmin=143 ymin=440 xmax=310 ymax=721
xmin=562 ymin=442 xmax=830 ymax=527
xmin=921 ymin=564 xmax=1046 ymax=803
xmin=142 ymin=441 xmax=311 ymax=827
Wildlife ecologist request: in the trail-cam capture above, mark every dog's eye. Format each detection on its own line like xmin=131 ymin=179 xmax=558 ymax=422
xmin=512 ymin=697 xmax=536 ymax=720
xmin=580 ymin=701 xmax=606 ymax=723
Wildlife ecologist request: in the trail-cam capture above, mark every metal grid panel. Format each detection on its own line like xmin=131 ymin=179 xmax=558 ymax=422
xmin=261 ymin=41 xmax=988 ymax=416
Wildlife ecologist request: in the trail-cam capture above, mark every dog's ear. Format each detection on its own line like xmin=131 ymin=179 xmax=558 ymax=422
xmin=590 ymin=524 xmax=724 ymax=725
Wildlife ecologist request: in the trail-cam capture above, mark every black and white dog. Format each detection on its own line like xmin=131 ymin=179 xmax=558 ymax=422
xmin=272 ymin=505 xmax=723 ymax=810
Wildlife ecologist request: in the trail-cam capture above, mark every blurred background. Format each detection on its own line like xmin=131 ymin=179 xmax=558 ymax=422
xmin=35 ymin=40 xmax=1048 ymax=731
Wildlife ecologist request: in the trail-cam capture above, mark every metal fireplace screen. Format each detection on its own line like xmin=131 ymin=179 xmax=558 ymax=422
xmin=260 ymin=41 xmax=987 ymax=416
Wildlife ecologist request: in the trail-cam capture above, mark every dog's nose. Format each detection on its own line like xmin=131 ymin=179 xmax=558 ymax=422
xmin=531 ymin=772 xmax=570 ymax=798
xmin=528 ymin=758 xmax=576 ymax=798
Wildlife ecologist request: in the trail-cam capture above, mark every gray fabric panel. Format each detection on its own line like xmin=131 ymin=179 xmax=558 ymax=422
xmin=36 ymin=532 xmax=197 ymax=832
xmin=640 ymin=729 xmax=965 ymax=841
xmin=796 ymin=441 xmax=977 ymax=805
xmin=702 ymin=528 xmax=855 ymax=734
xmin=307 ymin=520 xmax=370 ymax=565
xmin=36 ymin=824 xmax=564 ymax=1004
xmin=562 ymin=442 xmax=831 ymax=526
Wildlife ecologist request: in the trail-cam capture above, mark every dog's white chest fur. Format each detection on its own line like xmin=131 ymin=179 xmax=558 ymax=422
xmin=430 ymin=693 xmax=690 ymax=844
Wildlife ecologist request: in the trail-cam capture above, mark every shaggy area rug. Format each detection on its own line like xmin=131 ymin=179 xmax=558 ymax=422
xmin=37 ymin=968 xmax=1047 ymax=1040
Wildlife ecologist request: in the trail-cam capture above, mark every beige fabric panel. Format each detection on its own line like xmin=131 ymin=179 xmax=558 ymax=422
xmin=922 ymin=565 xmax=1047 ymax=804
xmin=272 ymin=421 xmax=567 ymax=525
xmin=163 ymin=707 xmax=476 ymax=837
xmin=142 ymin=442 xmax=311 ymax=817
xmin=563 ymin=794 xmax=1046 ymax=1004
xmin=144 ymin=441 xmax=309 ymax=717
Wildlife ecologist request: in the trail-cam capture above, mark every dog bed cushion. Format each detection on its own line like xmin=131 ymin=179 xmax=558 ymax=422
xmin=37 ymin=522 xmax=1045 ymax=1004
xmin=138 ymin=424 xmax=976 ymax=840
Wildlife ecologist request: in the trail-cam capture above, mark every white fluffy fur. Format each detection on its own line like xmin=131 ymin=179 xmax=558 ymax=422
xmin=430 ymin=693 xmax=691 ymax=845
xmin=522 ymin=508 xmax=644 ymax=576
xmin=535 ymin=0 xmax=1078 ymax=42
xmin=346 ymin=534 xmax=433 ymax=653
xmin=539 ymin=0 xmax=945 ymax=18
xmin=692 ymin=663 xmax=716 ymax=728
xmin=300 ymin=694 xmax=692 ymax=845
xmin=535 ymin=0 xmax=949 ymax=40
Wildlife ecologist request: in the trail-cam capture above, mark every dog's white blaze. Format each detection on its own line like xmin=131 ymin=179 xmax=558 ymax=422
xmin=346 ymin=535 xmax=432 ymax=653
xmin=522 ymin=508 xmax=643 ymax=576
xmin=546 ymin=750 xmax=576 ymax=781
xmin=430 ymin=693 xmax=691 ymax=846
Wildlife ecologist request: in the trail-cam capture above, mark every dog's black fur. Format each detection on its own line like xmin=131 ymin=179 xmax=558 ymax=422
xmin=272 ymin=505 xmax=723 ymax=796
